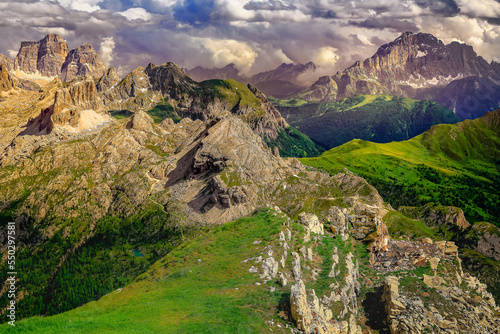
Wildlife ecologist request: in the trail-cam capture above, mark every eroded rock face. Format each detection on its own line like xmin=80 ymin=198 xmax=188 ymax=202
xmin=102 ymin=66 xmax=158 ymax=112
xmin=348 ymin=209 xmax=383 ymax=240
xmin=60 ymin=43 xmax=107 ymax=82
xmin=0 ymin=65 xmax=15 ymax=92
xmin=477 ymin=231 xmax=500 ymax=262
xmin=383 ymin=273 xmax=500 ymax=333
xmin=290 ymin=280 xmax=313 ymax=332
xmin=464 ymin=222 xmax=500 ymax=262
xmin=0 ymin=55 xmax=13 ymax=72
xmin=96 ymin=67 xmax=119 ymax=92
xmin=327 ymin=207 xmax=348 ymax=240
xmin=126 ymin=110 xmax=154 ymax=133
xmin=52 ymin=76 xmax=103 ymax=127
xmin=14 ymin=34 xmax=107 ymax=83
xmin=15 ymin=34 xmax=69 ymax=77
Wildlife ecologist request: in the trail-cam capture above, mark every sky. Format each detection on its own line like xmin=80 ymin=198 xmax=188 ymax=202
xmin=1 ymin=0 xmax=499 ymax=81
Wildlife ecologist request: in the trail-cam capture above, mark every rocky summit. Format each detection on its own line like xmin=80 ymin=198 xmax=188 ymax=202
xmin=299 ymin=32 xmax=500 ymax=119
xmin=60 ymin=43 xmax=107 ymax=82
xmin=0 ymin=54 xmax=13 ymax=72
xmin=13 ymin=34 xmax=107 ymax=82
xmin=14 ymin=34 xmax=69 ymax=77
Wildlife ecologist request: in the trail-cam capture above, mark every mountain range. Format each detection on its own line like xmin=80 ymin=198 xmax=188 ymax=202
xmin=0 ymin=32 xmax=499 ymax=333
xmin=187 ymin=62 xmax=317 ymax=99
xmin=298 ymin=32 xmax=500 ymax=120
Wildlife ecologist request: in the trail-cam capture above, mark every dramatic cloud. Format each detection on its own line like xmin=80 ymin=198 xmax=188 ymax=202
xmin=100 ymin=36 xmax=115 ymax=66
xmin=200 ymin=38 xmax=257 ymax=73
xmin=455 ymin=0 xmax=500 ymax=19
xmin=0 ymin=0 xmax=498 ymax=79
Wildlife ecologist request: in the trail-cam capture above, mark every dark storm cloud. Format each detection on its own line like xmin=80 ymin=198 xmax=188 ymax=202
xmin=415 ymin=0 xmax=460 ymax=16
xmin=487 ymin=17 xmax=500 ymax=25
xmin=309 ymin=8 xmax=337 ymax=19
xmin=348 ymin=18 xmax=419 ymax=32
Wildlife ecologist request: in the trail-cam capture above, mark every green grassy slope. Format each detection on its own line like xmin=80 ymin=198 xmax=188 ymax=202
xmin=0 ymin=209 xmax=358 ymax=333
xmin=300 ymin=109 xmax=500 ymax=225
xmin=0 ymin=206 xmax=193 ymax=322
xmin=274 ymin=95 xmax=462 ymax=149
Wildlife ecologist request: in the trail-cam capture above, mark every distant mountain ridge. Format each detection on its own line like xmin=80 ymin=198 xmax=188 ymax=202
xmin=187 ymin=62 xmax=317 ymax=98
xmin=298 ymin=32 xmax=500 ymax=119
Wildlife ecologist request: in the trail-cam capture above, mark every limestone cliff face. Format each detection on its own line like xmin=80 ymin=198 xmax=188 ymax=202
xmin=15 ymin=34 xmax=69 ymax=77
xmin=337 ymin=32 xmax=497 ymax=98
xmin=51 ymin=76 xmax=104 ymax=127
xmin=0 ymin=65 xmax=15 ymax=92
xmin=60 ymin=43 xmax=107 ymax=82
xmin=96 ymin=67 xmax=119 ymax=92
xmin=14 ymin=41 xmax=39 ymax=74
xmin=0 ymin=55 xmax=13 ymax=72
xmin=300 ymin=32 xmax=500 ymax=118
xmin=14 ymin=34 xmax=108 ymax=83
xmin=101 ymin=66 xmax=159 ymax=112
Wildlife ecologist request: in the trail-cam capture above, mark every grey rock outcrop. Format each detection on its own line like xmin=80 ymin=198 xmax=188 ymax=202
xmin=327 ymin=206 xmax=348 ymax=240
xmin=261 ymin=256 xmax=279 ymax=279
xmin=298 ymin=212 xmax=324 ymax=235
xmin=382 ymin=251 xmax=500 ymax=334
xmin=290 ymin=279 xmax=348 ymax=334
xmin=96 ymin=67 xmax=119 ymax=92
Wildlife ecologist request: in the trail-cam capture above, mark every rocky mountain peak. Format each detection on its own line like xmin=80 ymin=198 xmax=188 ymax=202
xmin=60 ymin=42 xmax=107 ymax=82
xmin=96 ymin=67 xmax=119 ymax=92
xmin=145 ymin=62 xmax=197 ymax=98
xmin=13 ymin=34 xmax=108 ymax=83
xmin=299 ymin=31 xmax=500 ymax=118
xmin=15 ymin=33 xmax=69 ymax=77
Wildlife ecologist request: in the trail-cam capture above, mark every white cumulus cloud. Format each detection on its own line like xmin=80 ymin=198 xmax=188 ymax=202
xmin=100 ymin=36 xmax=115 ymax=67
xmin=200 ymin=38 xmax=258 ymax=74
xmin=118 ymin=8 xmax=153 ymax=21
